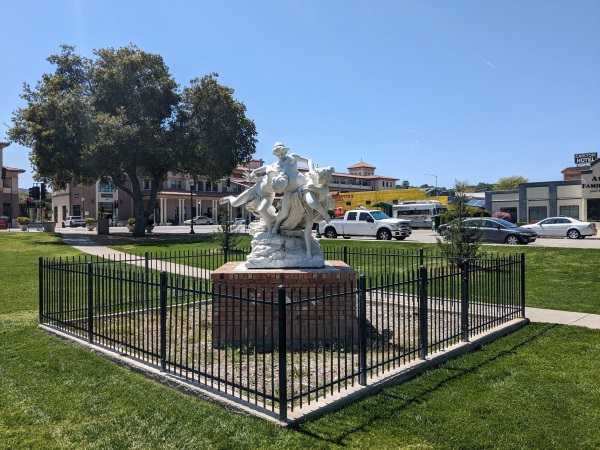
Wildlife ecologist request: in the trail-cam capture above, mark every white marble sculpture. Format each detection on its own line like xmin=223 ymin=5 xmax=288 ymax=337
xmin=220 ymin=142 xmax=334 ymax=269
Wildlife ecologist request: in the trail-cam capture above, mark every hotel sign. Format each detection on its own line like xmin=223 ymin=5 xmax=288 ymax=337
xmin=574 ymin=152 xmax=597 ymax=164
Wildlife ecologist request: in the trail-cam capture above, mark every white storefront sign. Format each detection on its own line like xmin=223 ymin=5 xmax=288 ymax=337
xmin=581 ymin=168 xmax=600 ymax=197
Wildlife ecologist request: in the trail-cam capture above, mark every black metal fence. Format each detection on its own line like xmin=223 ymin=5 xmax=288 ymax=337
xmin=39 ymin=247 xmax=525 ymax=421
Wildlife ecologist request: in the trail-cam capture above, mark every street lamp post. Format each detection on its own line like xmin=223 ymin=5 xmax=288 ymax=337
xmin=81 ymin=197 xmax=85 ymax=219
xmin=424 ymin=174 xmax=438 ymax=191
xmin=189 ymin=182 xmax=195 ymax=234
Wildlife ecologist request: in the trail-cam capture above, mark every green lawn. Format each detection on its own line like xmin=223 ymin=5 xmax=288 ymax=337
xmin=1 ymin=232 xmax=600 ymax=449
xmin=103 ymin=236 xmax=600 ymax=315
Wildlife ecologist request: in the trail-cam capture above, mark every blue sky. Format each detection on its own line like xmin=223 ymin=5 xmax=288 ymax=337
xmin=1 ymin=0 xmax=599 ymax=190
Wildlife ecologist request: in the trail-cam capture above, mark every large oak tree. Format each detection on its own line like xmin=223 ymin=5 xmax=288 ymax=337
xmin=9 ymin=45 xmax=257 ymax=236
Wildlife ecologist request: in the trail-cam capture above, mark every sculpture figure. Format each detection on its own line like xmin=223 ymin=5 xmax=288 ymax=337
xmin=219 ymin=170 xmax=277 ymax=237
xmin=227 ymin=142 xmax=335 ymax=268
xmin=299 ymin=166 xmax=335 ymax=258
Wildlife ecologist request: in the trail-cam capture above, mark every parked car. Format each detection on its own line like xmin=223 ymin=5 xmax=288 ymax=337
xmin=183 ymin=216 xmax=213 ymax=225
xmin=230 ymin=218 xmax=247 ymax=225
xmin=521 ymin=217 xmax=597 ymax=239
xmin=436 ymin=217 xmax=538 ymax=245
xmin=62 ymin=216 xmax=85 ymax=227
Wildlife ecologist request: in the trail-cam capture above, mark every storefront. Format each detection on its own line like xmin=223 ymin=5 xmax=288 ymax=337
xmin=486 ymin=159 xmax=600 ymax=223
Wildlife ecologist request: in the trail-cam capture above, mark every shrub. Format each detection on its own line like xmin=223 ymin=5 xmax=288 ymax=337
xmin=492 ymin=211 xmax=512 ymax=221
xmin=213 ymin=207 xmax=243 ymax=251
xmin=16 ymin=217 xmax=30 ymax=225
xmin=127 ymin=218 xmax=135 ymax=226
xmin=436 ymin=181 xmax=482 ymax=263
xmin=472 ymin=209 xmax=491 ymax=218
xmin=84 ymin=218 xmax=96 ymax=225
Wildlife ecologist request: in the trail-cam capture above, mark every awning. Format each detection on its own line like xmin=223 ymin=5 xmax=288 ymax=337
xmin=373 ymin=201 xmax=393 ymax=215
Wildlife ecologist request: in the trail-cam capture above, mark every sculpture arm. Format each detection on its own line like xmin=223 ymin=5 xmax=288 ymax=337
xmin=289 ymin=153 xmax=314 ymax=172
xmin=302 ymin=182 xmax=329 ymax=196
xmin=249 ymin=164 xmax=270 ymax=178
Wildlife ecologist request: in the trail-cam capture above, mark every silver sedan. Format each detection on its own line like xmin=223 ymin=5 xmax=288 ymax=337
xmin=521 ymin=217 xmax=597 ymax=239
xmin=183 ymin=216 xmax=213 ymax=225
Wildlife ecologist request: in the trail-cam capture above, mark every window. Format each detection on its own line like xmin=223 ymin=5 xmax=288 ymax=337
xmin=528 ymin=206 xmax=547 ymax=222
xmin=347 ymin=212 xmax=357 ymax=221
xmin=171 ymin=180 xmax=182 ymax=190
xmin=587 ymin=199 xmax=600 ymax=221
xmin=142 ymin=180 xmax=150 ymax=190
xmin=99 ymin=181 xmax=116 ymax=192
xmin=359 ymin=212 xmax=370 ymax=221
xmin=559 ymin=205 xmax=579 ymax=219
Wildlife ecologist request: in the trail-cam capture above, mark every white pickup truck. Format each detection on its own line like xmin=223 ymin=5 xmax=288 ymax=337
xmin=319 ymin=210 xmax=412 ymax=240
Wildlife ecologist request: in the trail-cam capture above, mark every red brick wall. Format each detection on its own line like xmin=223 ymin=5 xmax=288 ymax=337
xmin=211 ymin=262 xmax=359 ymax=346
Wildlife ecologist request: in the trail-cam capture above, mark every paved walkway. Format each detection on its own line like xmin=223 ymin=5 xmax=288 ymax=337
xmin=58 ymin=232 xmax=600 ymax=330
xmin=60 ymin=233 xmax=213 ymax=279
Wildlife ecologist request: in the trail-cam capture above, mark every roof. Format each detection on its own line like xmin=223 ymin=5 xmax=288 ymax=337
xmin=347 ymin=162 xmax=376 ymax=170
xmin=2 ymin=166 xmax=26 ymax=173
xmin=332 ymin=173 xmax=399 ymax=181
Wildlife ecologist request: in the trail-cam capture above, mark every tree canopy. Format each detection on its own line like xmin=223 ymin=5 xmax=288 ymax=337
xmin=494 ymin=175 xmax=528 ymax=191
xmin=9 ymin=44 xmax=257 ymax=236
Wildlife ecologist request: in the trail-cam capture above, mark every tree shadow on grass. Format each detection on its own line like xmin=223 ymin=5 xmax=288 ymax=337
xmin=295 ymin=323 xmax=558 ymax=447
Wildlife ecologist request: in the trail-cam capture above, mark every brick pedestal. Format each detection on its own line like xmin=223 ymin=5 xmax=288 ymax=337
xmin=211 ymin=261 xmax=359 ymax=347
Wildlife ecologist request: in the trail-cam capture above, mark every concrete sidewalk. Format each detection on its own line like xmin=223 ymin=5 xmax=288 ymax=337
xmin=60 ymin=233 xmax=213 ymax=279
xmin=59 ymin=233 xmax=600 ymax=330
xmin=525 ymin=307 xmax=600 ymax=329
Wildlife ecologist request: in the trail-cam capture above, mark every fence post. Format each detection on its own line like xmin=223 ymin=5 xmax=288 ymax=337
xmin=520 ymin=252 xmax=526 ymax=318
xmin=223 ymin=245 xmax=229 ymax=264
xmin=145 ymin=251 xmax=150 ymax=308
xmin=160 ymin=271 xmax=167 ymax=372
xmin=278 ymin=285 xmax=287 ymax=422
xmin=461 ymin=259 xmax=470 ymax=342
xmin=87 ymin=262 xmax=94 ymax=343
xmin=358 ymin=275 xmax=367 ymax=386
xmin=418 ymin=265 xmax=428 ymax=360
xmin=38 ymin=256 xmax=43 ymax=323
xmin=343 ymin=245 xmax=348 ymax=265
xmin=419 ymin=248 xmax=424 ymax=266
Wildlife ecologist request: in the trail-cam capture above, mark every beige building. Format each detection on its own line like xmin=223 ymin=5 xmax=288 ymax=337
xmin=0 ymin=142 xmax=26 ymax=227
xmin=51 ymin=159 xmax=399 ymax=226
xmin=329 ymin=162 xmax=398 ymax=192
xmin=486 ymin=159 xmax=600 ymax=223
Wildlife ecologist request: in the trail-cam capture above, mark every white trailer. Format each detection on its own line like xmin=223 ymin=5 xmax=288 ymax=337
xmin=392 ymin=201 xmax=447 ymax=228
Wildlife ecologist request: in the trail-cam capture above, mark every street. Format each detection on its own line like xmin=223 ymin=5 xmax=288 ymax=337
xmin=47 ymin=224 xmax=600 ymax=249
